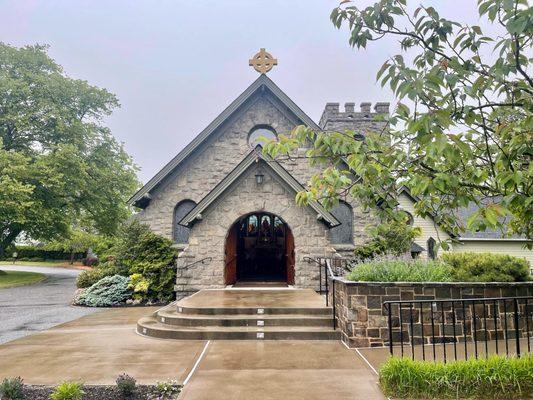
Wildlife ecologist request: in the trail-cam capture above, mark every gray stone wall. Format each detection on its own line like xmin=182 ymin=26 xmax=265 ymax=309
xmin=331 ymin=279 xmax=533 ymax=348
xmin=175 ymin=164 xmax=332 ymax=294
xmin=319 ymin=102 xmax=389 ymax=135
xmin=137 ymin=89 xmax=386 ymax=292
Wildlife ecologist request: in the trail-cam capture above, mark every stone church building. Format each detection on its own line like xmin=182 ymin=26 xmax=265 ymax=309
xmin=129 ymin=69 xmax=389 ymax=296
xmin=129 ymin=57 xmax=532 ymax=298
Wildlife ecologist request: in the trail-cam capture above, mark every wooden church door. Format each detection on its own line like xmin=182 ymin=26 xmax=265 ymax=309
xmin=286 ymin=229 xmax=295 ymax=285
xmin=224 ymin=225 xmax=237 ymax=285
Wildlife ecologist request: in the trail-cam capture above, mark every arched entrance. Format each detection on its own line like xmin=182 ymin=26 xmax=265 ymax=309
xmin=224 ymin=212 xmax=295 ymax=285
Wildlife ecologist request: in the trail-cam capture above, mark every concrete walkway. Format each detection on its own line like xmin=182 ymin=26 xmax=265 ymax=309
xmin=0 ymin=307 xmax=385 ymax=399
xmin=0 ymin=307 xmax=206 ymax=385
xmin=0 ymin=265 xmax=98 ymax=344
xmin=180 ymin=340 xmax=385 ymax=400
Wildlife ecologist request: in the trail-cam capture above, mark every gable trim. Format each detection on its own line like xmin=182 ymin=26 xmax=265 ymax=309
xmin=397 ymin=186 xmax=457 ymax=239
xmin=179 ymin=147 xmax=340 ymax=228
xmin=129 ymin=74 xmax=320 ymax=206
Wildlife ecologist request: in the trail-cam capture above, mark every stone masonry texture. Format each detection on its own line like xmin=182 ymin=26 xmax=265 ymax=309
xmin=137 ymin=88 xmax=387 ymax=295
xmin=330 ymin=279 xmax=533 ymax=348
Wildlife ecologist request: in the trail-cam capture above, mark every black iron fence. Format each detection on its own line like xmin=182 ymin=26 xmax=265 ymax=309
xmin=383 ymin=296 xmax=532 ymax=362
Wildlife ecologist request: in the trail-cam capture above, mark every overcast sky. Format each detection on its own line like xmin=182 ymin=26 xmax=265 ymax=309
xmin=1 ymin=0 xmax=491 ymax=183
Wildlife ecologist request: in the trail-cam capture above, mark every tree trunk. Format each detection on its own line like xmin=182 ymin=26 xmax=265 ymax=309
xmin=0 ymin=227 xmax=22 ymax=259
xmin=70 ymin=250 xmax=75 ymax=265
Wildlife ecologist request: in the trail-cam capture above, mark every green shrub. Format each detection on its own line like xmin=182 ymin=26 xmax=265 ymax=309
xmin=73 ymin=221 xmax=177 ymax=304
xmin=443 ymin=252 xmax=530 ymax=282
xmin=346 ymin=258 xmax=452 ymax=282
xmin=113 ymin=221 xmax=178 ymax=303
xmin=75 ymin=275 xmax=131 ymax=307
xmin=354 ymin=219 xmax=421 ymax=259
xmin=0 ymin=377 xmax=24 ymax=400
xmin=50 ymin=382 xmax=84 ymax=400
xmin=76 ymin=268 xmax=107 ymax=288
xmin=379 ymin=355 xmax=533 ymax=399
xmin=116 ymin=373 xmax=136 ymax=397
xmin=154 ymin=380 xmax=181 ymax=398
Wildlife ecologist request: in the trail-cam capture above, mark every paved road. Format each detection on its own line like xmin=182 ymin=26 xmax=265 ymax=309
xmin=0 ymin=265 xmax=98 ymax=344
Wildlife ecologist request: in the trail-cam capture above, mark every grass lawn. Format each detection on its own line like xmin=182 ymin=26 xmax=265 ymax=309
xmin=0 ymin=260 xmax=84 ymax=268
xmin=0 ymin=270 xmax=46 ymax=288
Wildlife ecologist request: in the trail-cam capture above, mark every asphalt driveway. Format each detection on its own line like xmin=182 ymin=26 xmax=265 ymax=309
xmin=0 ymin=265 xmax=98 ymax=344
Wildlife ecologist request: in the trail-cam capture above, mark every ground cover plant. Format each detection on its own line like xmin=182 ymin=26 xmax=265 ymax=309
xmin=116 ymin=373 xmax=136 ymax=398
xmin=11 ymin=382 xmax=183 ymax=400
xmin=346 ymin=258 xmax=453 ymax=282
xmin=0 ymin=377 xmax=24 ymax=400
xmin=443 ymin=252 xmax=530 ymax=282
xmin=0 ymin=270 xmax=45 ymax=288
xmin=154 ymin=380 xmax=181 ymax=399
xmin=49 ymin=382 xmax=84 ymax=400
xmin=379 ymin=355 xmax=533 ymax=399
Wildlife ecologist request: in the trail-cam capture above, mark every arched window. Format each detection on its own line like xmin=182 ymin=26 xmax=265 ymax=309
xmin=330 ymin=201 xmax=353 ymax=244
xmin=248 ymin=125 xmax=277 ymax=148
xmin=427 ymin=237 xmax=437 ymax=260
xmin=173 ymin=200 xmax=196 ymax=243
xmin=404 ymin=211 xmax=414 ymax=225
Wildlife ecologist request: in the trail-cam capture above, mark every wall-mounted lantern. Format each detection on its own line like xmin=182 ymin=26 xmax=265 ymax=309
xmin=255 ymin=171 xmax=265 ymax=185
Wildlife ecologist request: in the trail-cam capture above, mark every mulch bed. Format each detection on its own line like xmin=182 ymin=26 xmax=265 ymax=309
xmin=21 ymin=384 xmax=181 ymax=399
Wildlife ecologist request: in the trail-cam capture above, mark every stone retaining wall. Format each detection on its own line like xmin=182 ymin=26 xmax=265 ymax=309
xmin=329 ymin=279 xmax=533 ymax=348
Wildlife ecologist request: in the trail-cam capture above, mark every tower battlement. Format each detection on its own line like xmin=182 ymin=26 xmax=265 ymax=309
xmin=319 ymin=102 xmax=390 ymax=133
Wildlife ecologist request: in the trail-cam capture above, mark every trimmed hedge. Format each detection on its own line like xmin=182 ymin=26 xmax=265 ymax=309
xmin=346 ymin=259 xmax=453 ymax=282
xmin=379 ymin=355 xmax=533 ymax=399
xmin=443 ymin=252 xmax=530 ymax=282
xmin=5 ymin=246 xmax=84 ymax=261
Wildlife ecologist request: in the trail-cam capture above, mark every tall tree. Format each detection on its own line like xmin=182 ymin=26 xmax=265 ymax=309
xmin=264 ymin=0 xmax=532 ymax=244
xmin=0 ymin=43 xmax=139 ymax=256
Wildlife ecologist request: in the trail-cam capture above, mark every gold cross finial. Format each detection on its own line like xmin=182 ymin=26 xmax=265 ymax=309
xmin=249 ymin=48 xmax=278 ymax=74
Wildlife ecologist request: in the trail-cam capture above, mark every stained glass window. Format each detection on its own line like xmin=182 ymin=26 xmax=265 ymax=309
xmin=247 ymin=215 xmax=258 ymax=236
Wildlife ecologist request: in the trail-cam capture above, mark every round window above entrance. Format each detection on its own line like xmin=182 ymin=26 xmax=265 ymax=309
xmin=248 ymin=126 xmax=277 ymax=149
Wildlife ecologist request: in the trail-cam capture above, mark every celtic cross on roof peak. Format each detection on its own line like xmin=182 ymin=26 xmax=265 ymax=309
xmin=249 ymin=48 xmax=278 ymax=74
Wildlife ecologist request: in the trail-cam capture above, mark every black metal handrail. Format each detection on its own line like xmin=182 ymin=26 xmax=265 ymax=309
xmin=384 ymin=296 xmax=532 ymax=362
xmin=180 ymin=257 xmax=212 ymax=270
xmin=305 ymin=256 xmax=353 ymax=331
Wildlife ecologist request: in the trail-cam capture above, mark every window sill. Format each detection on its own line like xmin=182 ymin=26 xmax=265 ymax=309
xmin=332 ymin=244 xmax=355 ymax=251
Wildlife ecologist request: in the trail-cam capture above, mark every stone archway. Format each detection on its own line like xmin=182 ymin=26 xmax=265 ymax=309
xmin=224 ymin=212 xmax=294 ymax=285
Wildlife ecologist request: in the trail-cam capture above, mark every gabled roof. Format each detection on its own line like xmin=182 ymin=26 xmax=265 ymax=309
xmin=397 ymin=186 xmax=457 ymax=238
xmin=397 ymin=187 xmax=529 ymax=241
xmin=179 ymin=147 xmax=340 ymax=228
xmin=129 ymin=74 xmax=320 ymax=206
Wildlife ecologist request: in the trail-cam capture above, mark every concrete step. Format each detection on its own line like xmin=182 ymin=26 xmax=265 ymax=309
xmin=175 ymin=305 xmax=333 ymax=316
xmin=157 ymin=308 xmax=334 ymax=327
xmin=137 ymin=316 xmax=341 ymax=340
